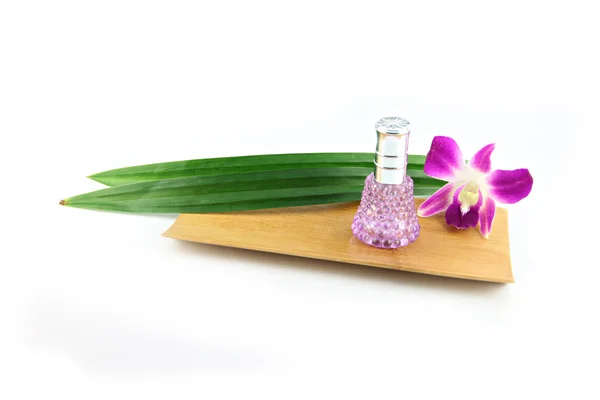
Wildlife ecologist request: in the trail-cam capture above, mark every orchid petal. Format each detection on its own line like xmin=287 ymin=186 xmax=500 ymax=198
xmin=445 ymin=185 xmax=483 ymax=229
xmin=486 ymin=168 xmax=533 ymax=204
xmin=445 ymin=204 xmax=480 ymax=229
xmin=417 ymin=182 xmax=457 ymax=217
xmin=478 ymin=195 xmax=496 ymax=239
xmin=423 ymin=136 xmax=466 ymax=181
xmin=469 ymin=143 xmax=495 ymax=174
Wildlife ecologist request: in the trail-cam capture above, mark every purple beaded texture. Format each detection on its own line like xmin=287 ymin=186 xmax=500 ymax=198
xmin=351 ymin=173 xmax=420 ymax=249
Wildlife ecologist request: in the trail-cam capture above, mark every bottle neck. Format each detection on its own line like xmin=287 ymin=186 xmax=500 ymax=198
xmin=374 ymin=152 xmax=407 ymax=184
xmin=373 ymin=129 xmax=409 ymax=185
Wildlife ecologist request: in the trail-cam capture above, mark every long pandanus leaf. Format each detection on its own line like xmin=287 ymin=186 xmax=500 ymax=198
xmin=62 ymin=167 xmax=446 ymax=214
xmin=88 ymin=153 xmax=430 ymax=186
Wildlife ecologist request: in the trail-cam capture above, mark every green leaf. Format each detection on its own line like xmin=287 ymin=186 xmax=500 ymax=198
xmin=88 ymin=153 xmax=429 ymax=186
xmin=62 ymin=167 xmax=445 ymax=214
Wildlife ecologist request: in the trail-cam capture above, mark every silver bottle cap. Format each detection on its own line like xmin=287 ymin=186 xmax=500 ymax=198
xmin=373 ymin=116 xmax=410 ymax=184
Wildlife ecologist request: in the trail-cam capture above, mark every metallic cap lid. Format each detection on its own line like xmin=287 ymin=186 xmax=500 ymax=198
xmin=374 ymin=117 xmax=410 ymax=184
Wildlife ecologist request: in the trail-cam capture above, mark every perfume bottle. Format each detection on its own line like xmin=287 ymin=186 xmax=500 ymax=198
xmin=351 ymin=117 xmax=420 ymax=249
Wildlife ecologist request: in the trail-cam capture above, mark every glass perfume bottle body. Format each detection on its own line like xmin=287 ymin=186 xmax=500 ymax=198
xmin=352 ymin=173 xmax=420 ymax=248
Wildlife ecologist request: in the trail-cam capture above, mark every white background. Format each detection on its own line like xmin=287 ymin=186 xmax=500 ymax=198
xmin=1 ymin=1 xmax=598 ymax=399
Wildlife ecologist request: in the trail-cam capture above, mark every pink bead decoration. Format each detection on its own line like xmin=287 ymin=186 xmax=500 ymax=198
xmin=351 ymin=173 xmax=420 ymax=249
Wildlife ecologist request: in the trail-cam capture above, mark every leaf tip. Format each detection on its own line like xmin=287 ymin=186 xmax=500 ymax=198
xmin=59 ymin=199 xmax=68 ymax=206
xmin=87 ymin=174 xmax=114 ymax=186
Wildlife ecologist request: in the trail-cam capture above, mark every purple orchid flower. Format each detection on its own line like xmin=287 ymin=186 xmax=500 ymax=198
xmin=417 ymin=136 xmax=533 ymax=238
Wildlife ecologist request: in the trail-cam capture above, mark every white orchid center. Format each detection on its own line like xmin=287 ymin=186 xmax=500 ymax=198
xmin=458 ymin=181 xmax=479 ymax=215
xmin=455 ymin=165 xmax=486 ymax=215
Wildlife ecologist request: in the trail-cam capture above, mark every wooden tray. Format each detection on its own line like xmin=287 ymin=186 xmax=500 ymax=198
xmin=162 ymin=198 xmax=513 ymax=283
